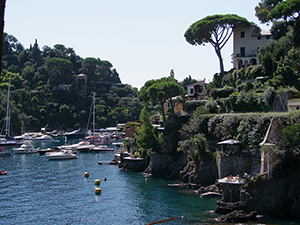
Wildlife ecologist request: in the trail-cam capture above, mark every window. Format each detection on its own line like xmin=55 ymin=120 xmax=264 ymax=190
xmin=240 ymin=47 xmax=245 ymax=57
xmin=190 ymin=88 xmax=194 ymax=95
xmin=257 ymin=36 xmax=261 ymax=40
xmin=266 ymin=36 xmax=270 ymax=39
xmin=241 ymin=31 xmax=245 ymax=38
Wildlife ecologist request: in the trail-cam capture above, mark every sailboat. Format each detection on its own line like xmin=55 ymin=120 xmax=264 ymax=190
xmin=0 ymin=78 xmax=19 ymax=147
xmin=84 ymin=93 xmax=112 ymax=146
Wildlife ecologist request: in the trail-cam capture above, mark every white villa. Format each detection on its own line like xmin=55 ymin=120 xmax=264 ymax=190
xmin=232 ymin=25 xmax=272 ymax=70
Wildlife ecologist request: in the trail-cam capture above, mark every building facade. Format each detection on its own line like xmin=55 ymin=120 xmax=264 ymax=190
xmin=186 ymin=79 xmax=206 ymax=100
xmin=232 ymin=25 xmax=272 ymax=70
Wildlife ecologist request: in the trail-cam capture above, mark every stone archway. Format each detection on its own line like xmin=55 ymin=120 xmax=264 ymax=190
xmin=236 ymin=59 xmax=243 ymax=69
xmin=250 ymin=58 xmax=257 ymax=66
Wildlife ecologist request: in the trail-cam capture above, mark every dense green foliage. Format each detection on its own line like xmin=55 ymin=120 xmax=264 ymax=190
xmin=180 ymin=112 xmax=289 ymax=154
xmin=133 ymin=107 xmax=162 ymax=157
xmin=0 ymin=33 xmax=142 ymax=134
xmin=138 ymin=77 xmax=185 ymax=123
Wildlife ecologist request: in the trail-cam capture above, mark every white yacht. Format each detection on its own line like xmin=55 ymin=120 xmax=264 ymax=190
xmin=45 ymin=150 xmax=78 ymax=160
xmin=13 ymin=141 xmax=38 ymax=154
xmin=34 ymin=135 xmax=59 ymax=142
xmin=90 ymin=145 xmax=114 ymax=152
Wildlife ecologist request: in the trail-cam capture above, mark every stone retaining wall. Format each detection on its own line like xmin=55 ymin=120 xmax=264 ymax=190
xmin=218 ymin=154 xmax=252 ymax=179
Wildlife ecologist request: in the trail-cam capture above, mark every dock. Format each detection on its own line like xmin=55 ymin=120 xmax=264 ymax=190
xmin=98 ymin=160 xmax=118 ymax=165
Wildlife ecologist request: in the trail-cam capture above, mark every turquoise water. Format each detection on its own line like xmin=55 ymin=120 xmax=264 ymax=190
xmin=0 ymin=138 xmax=218 ymax=225
xmin=1 ymin=138 xmax=298 ymax=225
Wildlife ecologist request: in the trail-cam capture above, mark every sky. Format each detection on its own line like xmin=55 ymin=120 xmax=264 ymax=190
xmin=4 ymin=0 xmax=269 ymax=89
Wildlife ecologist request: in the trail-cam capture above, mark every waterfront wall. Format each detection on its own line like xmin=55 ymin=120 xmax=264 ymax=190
xmin=217 ymin=154 xmax=252 ymax=179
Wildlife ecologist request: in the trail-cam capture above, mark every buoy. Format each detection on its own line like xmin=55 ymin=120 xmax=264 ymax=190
xmin=95 ymin=188 xmax=101 ymax=194
xmin=84 ymin=172 xmax=89 ymax=177
xmin=103 ymin=177 xmax=107 ymax=181
xmin=95 ymin=179 xmax=100 ymax=185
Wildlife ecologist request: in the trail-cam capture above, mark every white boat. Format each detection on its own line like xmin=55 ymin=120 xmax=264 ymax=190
xmin=0 ymin=138 xmax=20 ymax=147
xmin=59 ymin=141 xmax=94 ymax=152
xmin=90 ymin=145 xmax=114 ymax=152
xmin=34 ymin=135 xmax=59 ymax=142
xmin=85 ymin=134 xmax=113 ymax=145
xmin=13 ymin=133 xmax=35 ymax=142
xmin=65 ymin=129 xmax=86 ymax=138
xmin=75 ymin=143 xmax=95 ymax=153
xmin=45 ymin=150 xmax=78 ymax=160
xmin=13 ymin=141 xmax=38 ymax=154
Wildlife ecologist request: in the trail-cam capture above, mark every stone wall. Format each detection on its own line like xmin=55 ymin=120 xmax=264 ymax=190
xmin=218 ymin=154 xmax=252 ymax=179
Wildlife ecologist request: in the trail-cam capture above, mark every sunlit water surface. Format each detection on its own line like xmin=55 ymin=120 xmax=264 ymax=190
xmin=0 ymin=138 xmax=298 ymax=225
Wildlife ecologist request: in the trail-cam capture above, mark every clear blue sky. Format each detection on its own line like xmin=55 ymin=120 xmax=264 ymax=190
xmin=4 ymin=0 xmax=269 ymax=89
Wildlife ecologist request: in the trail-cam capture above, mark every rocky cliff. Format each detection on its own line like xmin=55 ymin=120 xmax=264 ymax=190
xmin=244 ymin=156 xmax=300 ymax=217
xmin=144 ymin=151 xmax=187 ymax=179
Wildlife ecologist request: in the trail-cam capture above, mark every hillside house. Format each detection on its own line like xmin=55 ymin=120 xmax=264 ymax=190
xmin=233 ymin=25 xmax=272 ymax=71
xmin=163 ymin=96 xmax=183 ymax=116
xmin=186 ymin=79 xmax=206 ymax=100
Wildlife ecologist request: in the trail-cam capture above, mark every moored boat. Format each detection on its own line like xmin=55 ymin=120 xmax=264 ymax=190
xmin=37 ymin=147 xmax=60 ymax=155
xmin=45 ymin=150 xmax=78 ymax=160
xmin=85 ymin=134 xmax=112 ymax=145
xmin=75 ymin=145 xmax=94 ymax=153
xmin=13 ymin=141 xmax=38 ymax=154
xmin=0 ymin=137 xmax=21 ymax=147
xmin=65 ymin=129 xmax=86 ymax=138
xmin=34 ymin=135 xmax=59 ymax=142
xmin=90 ymin=145 xmax=114 ymax=152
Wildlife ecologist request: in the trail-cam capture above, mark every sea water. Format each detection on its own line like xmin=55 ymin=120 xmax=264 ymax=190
xmin=0 ymin=138 xmax=298 ymax=225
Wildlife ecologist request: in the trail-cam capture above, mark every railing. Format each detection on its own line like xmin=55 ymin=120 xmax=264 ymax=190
xmin=233 ymin=52 xmax=257 ymax=58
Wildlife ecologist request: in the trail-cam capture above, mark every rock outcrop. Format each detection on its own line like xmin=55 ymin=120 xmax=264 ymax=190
xmin=179 ymin=157 xmax=218 ymax=187
xmin=143 ymin=151 xmax=187 ymax=179
xmin=244 ymin=157 xmax=300 ymax=217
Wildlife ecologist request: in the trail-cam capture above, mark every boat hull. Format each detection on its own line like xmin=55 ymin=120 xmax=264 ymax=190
xmin=45 ymin=151 xmax=78 ymax=160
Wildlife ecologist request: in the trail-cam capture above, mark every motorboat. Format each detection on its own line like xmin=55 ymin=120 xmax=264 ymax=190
xmin=13 ymin=133 xmax=35 ymax=142
xmin=13 ymin=141 xmax=38 ymax=154
xmin=90 ymin=145 xmax=114 ymax=152
xmin=59 ymin=141 xmax=94 ymax=153
xmin=34 ymin=135 xmax=59 ymax=142
xmin=75 ymin=141 xmax=95 ymax=153
xmin=37 ymin=147 xmax=60 ymax=155
xmin=0 ymin=147 xmax=11 ymax=156
xmin=45 ymin=150 xmax=78 ymax=160
xmin=0 ymin=137 xmax=20 ymax=147
xmin=65 ymin=129 xmax=86 ymax=138
xmin=85 ymin=134 xmax=112 ymax=145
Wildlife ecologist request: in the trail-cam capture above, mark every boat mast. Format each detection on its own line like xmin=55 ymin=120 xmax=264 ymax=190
xmin=92 ymin=92 xmax=95 ymax=136
xmin=5 ymin=78 xmax=10 ymax=136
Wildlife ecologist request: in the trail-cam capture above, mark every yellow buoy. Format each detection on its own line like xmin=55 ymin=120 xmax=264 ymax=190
xmin=84 ymin=172 xmax=89 ymax=177
xmin=95 ymin=179 xmax=101 ymax=185
xmin=95 ymin=188 xmax=101 ymax=194
xmin=103 ymin=177 xmax=107 ymax=181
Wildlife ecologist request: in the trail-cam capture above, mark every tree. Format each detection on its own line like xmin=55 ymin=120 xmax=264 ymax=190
xmin=282 ymin=122 xmax=300 ymax=156
xmin=138 ymin=77 xmax=185 ymax=124
xmin=82 ymin=57 xmax=101 ymax=76
xmin=255 ymin=0 xmax=283 ymax=24
xmin=45 ymin=57 xmax=73 ymax=84
xmin=184 ymin=14 xmax=251 ymax=75
xmin=267 ymin=0 xmax=300 ymax=22
xmin=134 ymin=107 xmax=161 ymax=156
